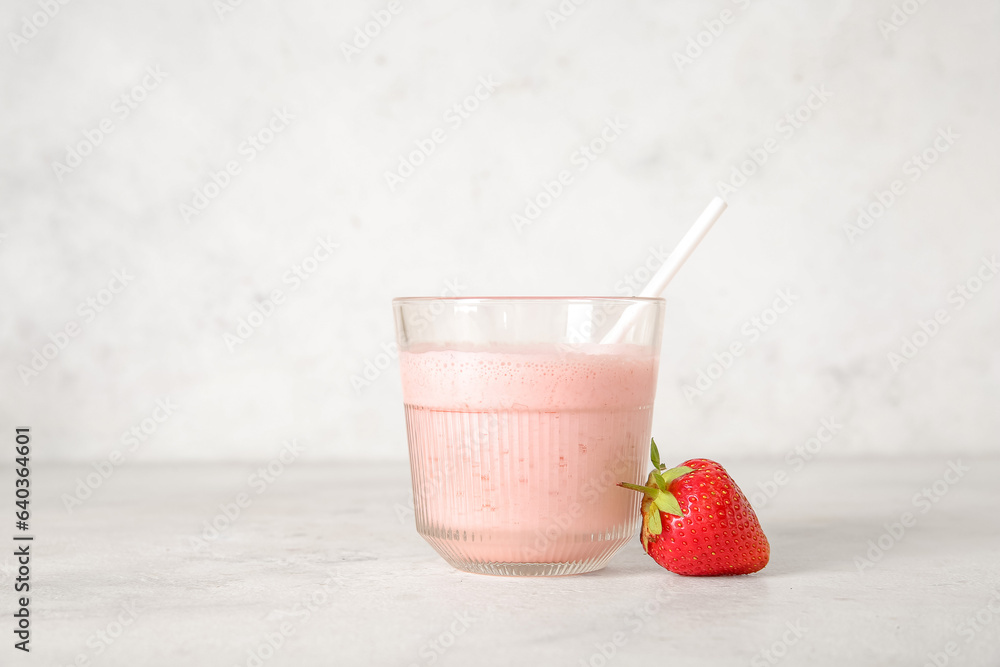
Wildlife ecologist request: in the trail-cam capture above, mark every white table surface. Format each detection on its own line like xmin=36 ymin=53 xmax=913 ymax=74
xmin=17 ymin=457 xmax=1000 ymax=666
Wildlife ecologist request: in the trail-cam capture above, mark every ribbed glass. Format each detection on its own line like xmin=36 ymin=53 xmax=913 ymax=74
xmin=404 ymin=404 xmax=653 ymax=576
xmin=393 ymin=297 xmax=664 ymax=576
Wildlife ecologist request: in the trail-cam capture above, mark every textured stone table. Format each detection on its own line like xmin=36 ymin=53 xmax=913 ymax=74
xmin=11 ymin=457 xmax=1000 ymax=666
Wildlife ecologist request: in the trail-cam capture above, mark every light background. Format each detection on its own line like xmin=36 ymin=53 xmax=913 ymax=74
xmin=2 ymin=0 xmax=998 ymax=462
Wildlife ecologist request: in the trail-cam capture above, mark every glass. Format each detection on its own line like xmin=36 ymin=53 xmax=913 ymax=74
xmin=393 ymin=297 xmax=664 ymax=576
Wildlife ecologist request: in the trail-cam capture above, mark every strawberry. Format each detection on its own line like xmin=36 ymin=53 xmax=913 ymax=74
xmin=618 ymin=440 xmax=769 ymax=575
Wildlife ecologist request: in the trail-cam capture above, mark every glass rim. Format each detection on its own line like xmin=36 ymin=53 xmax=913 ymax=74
xmin=393 ymin=296 xmax=665 ymax=304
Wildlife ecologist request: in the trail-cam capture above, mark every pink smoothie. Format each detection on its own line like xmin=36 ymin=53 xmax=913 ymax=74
xmin=399 ymin=343 xmax=658 ymax=568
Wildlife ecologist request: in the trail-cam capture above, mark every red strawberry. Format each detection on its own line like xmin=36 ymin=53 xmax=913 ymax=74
xmin=618 ymin=440 xmax=769 ymax=575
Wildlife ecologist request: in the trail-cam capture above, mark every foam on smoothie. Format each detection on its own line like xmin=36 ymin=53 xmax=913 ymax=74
xmin=399 ymin=343 xmax=658 ymax=411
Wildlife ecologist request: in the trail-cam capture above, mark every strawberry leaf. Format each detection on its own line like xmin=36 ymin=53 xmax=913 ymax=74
xmin=651 ymin=469 xmax=667 ymax=491
xmin=650 ymin=439 xmax=661 ymax=469
xmin=659 ymin=465 xmax=694 ymax=486
xmin=647 ymin=507 xmax=662 ymax=535
xmin=653 ymin=492 xmax=683 ymax=517
xmin=618 ymin=482 xmax=660 ymax=496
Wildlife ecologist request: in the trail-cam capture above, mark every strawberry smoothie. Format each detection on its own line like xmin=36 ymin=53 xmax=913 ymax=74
xmin=399 ymin=343 xmax=658 ymax=575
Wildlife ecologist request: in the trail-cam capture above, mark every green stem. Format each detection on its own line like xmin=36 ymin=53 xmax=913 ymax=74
xmin=617 ymin=482 xmax=659 ymax=496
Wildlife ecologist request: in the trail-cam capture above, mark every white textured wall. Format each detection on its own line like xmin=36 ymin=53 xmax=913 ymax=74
xmin=2 ymin=0 xmax=998 ymax=462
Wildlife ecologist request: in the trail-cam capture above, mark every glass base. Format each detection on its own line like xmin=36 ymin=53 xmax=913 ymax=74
xmin=423 ymin=533 xmax=629 ymax=576
xmin=442 ymin=557 xmax=613 ymax=577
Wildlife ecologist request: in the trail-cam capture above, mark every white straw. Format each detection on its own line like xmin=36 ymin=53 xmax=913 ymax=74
xmin=600 ymin=197 xmax=728 ymax=344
